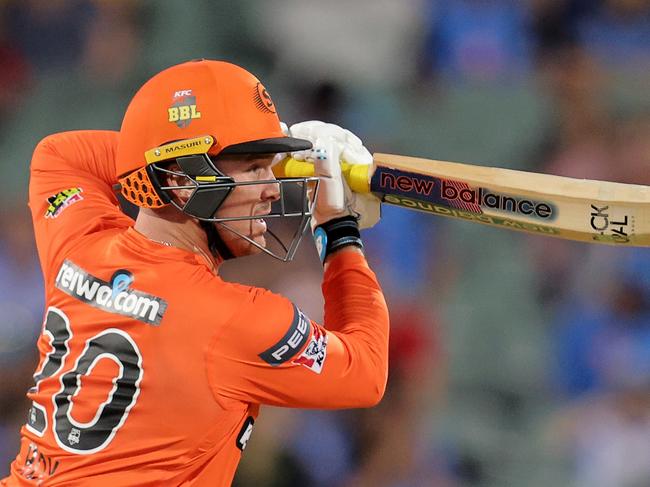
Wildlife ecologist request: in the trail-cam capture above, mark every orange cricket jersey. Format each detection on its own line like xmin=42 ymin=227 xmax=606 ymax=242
xmin=1 ymin=131 xmax=389 ymax=486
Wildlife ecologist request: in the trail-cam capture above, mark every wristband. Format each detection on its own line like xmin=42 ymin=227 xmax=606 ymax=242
xmin=313 ymin=216 xmax=363 ymax=263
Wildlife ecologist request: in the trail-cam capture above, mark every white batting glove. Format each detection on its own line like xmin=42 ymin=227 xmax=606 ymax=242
xmin=288 ymin=121 xmax=380 ymax=230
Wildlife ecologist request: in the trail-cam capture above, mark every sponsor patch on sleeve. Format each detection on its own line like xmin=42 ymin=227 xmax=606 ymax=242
xmin=259 ymin=304 xmax=311 ymax=366
xmin=45 ymin=188 xmax=83 ymax=219
xmin=292 ymin=324 xmax=328 ymax=374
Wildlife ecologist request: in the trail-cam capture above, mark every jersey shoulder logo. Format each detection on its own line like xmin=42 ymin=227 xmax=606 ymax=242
xmin=45 ymin=187 xmax=83 ymax=219
xmin=55 ymin=260 xmax=167 ymax=325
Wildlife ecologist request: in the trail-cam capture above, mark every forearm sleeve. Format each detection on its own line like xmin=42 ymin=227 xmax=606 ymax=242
xmin=28 ymin=130 xmax=132 ymax=283
xmin=207 ymin=251 xmax=390 ymax=409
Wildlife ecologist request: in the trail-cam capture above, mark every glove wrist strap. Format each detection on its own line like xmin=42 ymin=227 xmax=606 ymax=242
xmin=313 ymin=216 xmax=363 ymax=263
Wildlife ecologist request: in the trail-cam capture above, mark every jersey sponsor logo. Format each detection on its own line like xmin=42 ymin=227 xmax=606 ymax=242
xmin=168 ymin=89 xmax=201 ymax=128
xmin=259 ymin=304 xmax=311 ymax=365
xmin=236 ymin=416 xmax=255 ymax=451
xmin=45 ymin=187 xmax=83 ymax=219
xmin=292 ymin=324 xmax=328 ymax=374
xmin=55 ymin=260 xmax=167 ymax=325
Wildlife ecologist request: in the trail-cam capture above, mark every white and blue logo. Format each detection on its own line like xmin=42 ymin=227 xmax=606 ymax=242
xmin=111 ymin=270 xmax=134 ymax=300
xmin=55 ymin=261 xmax=167 ymax=325
xmin=314 ymin=227 xmax=327 ymax=263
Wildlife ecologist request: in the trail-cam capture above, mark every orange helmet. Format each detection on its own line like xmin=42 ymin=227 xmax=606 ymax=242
xmin=115 ymin=60 xmax=317 ymax=262
xmin=116 ymin=59 xmax=311 ymax=208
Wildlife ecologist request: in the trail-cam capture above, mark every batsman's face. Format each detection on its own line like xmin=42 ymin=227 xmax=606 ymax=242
xmin=213 ymin=154 xmax=281 ymax=257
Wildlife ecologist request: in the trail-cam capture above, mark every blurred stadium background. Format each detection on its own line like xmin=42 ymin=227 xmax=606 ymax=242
xmin=1 ymin=0 xmax=649 ymax=486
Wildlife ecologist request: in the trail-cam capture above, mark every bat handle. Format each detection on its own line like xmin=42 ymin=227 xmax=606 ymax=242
xmin=273 ymin=158 xmax=371 ymax=193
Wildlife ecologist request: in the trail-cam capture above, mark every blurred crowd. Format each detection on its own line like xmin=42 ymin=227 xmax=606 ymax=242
xmin=0 ymin=0 xmax=649 ymax=486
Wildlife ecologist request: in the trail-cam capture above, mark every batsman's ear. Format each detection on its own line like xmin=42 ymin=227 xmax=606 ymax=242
xmin=155 ymin=163 xmax=194 ymax=205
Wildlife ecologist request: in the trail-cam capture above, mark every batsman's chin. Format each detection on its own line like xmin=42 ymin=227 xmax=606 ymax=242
xmin=227 ymin=234 xmax=266 ymax=258
xmin=239 ymin=231 xmax=268 ymax=256
xmin=250 ymin=233 xmax=267 ymax=248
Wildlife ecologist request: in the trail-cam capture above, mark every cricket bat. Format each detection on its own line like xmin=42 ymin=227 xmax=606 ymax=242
xmin=274 ymin=153 xmax=650 ymax=247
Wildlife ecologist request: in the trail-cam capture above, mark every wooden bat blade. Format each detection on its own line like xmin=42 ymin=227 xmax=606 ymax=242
xmin=272 ymin=154 xmax=650 ymax=246
xmin=371 ymin=153 xmax=650 ymax=247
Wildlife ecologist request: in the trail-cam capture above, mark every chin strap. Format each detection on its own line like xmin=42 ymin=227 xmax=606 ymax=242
xmin=200 ymin=220 xmax=234 ymax=261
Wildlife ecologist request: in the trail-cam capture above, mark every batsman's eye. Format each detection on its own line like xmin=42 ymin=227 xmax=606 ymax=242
xmin=249 ymin=163 xmax=271 ymax=176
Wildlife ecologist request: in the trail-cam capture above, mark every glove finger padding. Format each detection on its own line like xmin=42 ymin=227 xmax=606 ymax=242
xmin=291 ymin=121 xmax=373 ymax=164
xmin=339 ymin=131 xmax=373 ymax=166
xmin=305 ymin=137 xmax=346 ymax=230
xmin=289 ymin=121 xmax=381 ymax=230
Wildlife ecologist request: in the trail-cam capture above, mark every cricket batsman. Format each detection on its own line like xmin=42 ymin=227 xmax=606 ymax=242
xmin=1 ymin=60 xmax=389 ymax=486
